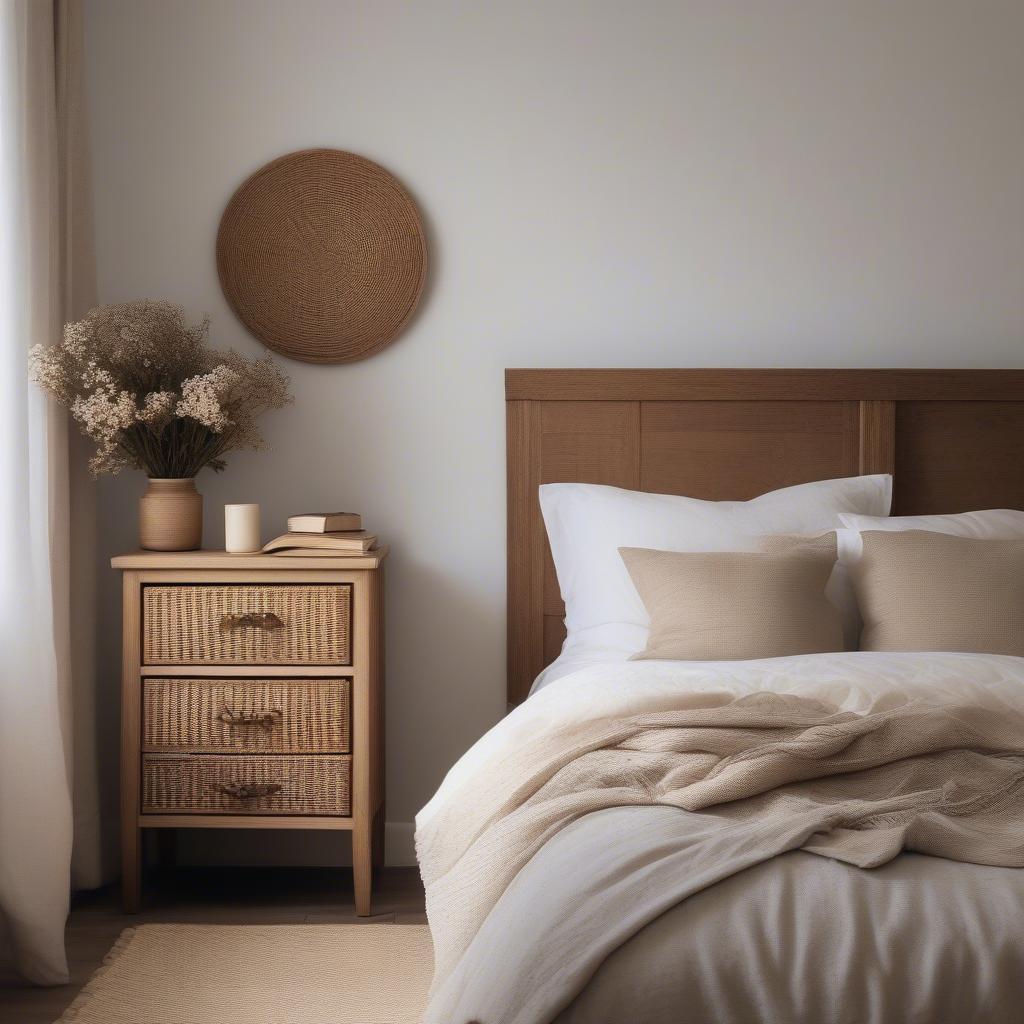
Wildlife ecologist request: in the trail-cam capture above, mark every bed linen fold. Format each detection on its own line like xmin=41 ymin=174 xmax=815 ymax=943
xmin=416 ymin=655 xmax=1024 ymax=1024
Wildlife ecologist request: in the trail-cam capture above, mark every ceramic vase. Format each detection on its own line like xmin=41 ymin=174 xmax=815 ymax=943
xmin=139 ymin=478 xmax=203 ymax=551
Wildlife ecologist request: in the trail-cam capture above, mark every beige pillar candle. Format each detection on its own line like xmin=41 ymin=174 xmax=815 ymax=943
xmin=225 ymin=503 xmax=261 ymax=553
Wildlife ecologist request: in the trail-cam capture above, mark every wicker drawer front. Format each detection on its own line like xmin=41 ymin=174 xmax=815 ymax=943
xmin=142 ymin=754 xmax=352 ymax=816
xmin=143 ymin=584 xmax=351 ymax=665
xmin=143 ymin=678 xmax=350 ymax=754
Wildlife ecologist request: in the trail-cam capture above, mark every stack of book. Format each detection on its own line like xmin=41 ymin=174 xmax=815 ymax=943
xmin=262 ymin=512 xmax=377 ymax=557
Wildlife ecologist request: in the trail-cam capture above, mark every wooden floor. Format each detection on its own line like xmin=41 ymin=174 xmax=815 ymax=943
xmin=0 ymin=866 xmax=426 ymax=1024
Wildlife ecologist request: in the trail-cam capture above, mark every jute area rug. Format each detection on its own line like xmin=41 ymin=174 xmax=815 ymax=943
xmin=58 ymin=923 xmax=433 ymax=1023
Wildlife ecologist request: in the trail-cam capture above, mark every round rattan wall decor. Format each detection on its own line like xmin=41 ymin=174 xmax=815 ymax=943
xmin=216 ymin=148 xmax=427 ymax=364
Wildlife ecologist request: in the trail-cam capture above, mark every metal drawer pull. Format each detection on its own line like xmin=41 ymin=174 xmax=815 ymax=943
xmin=216 ymin=783 xmax=282 ymax=800
xmin=219 ymin=612 xmax=284 ymax=632
xmin=217 ymin=708 xmax=282 ymax=730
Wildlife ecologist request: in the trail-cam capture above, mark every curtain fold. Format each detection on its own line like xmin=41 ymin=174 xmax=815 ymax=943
xmin=54 ymin=0 xmax=101 ymax=896
xmin=0 ymin=0 xmax=97 ymax=985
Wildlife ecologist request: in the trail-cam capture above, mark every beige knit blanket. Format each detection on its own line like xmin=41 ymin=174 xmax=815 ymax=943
xmin=418 ymin=690 xmax=1024 ymax=1021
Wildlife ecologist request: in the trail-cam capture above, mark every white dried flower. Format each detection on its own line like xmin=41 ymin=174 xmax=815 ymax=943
xmin=28 ymin=344 xmax=73 ymax=402
xmin=87 ymin=441 xmax=129 ymax=476
xmin=71 ymin=388 xmax=138 ymax=440
xmin=81 ymin=361 xmax=116 ymax=391
xmin=29 ymin=302 xmax=292 ymax=477
xmin=137 ymin=390 xmax=176 ymax=426
xmin=62 ymin=320 xmax=89 ymax=359
xmin=62 ymin=338 xmax=86 ymax=360
xmin=175 ymin=364 xmax=239 ymax=432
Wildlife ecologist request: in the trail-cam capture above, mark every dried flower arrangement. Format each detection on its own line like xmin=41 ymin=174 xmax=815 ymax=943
xmin=29 ymin=301 xmax=293 ymax=477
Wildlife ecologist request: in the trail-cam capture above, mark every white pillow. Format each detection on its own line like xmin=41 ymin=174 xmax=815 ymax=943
xmin=540 ymin=475 xmax=893 ymax=659
xmin=838 ymin=508 xmax=1024 ymax=567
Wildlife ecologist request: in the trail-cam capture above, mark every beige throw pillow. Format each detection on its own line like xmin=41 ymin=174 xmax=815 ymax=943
xmin=620 ymin=534 xmax=843 ymax=662
xmin=853 ymin=530 xmax=1024 ymax=654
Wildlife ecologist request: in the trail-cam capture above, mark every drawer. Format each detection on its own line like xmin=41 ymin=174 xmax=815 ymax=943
xmin=143 ymin=584 xmax=352 ymax=665
xmin=143 ymin=678 xmax=350 ymax=754
xmin=141 ymin=754 xmax=352 ymax=816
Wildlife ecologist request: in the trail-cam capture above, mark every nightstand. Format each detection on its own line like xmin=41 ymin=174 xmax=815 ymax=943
xmin=111 ymin=549 xmax=386 ymax=915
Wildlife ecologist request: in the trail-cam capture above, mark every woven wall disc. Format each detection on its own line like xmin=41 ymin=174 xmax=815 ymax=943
xmin=216 ymin=149 xmax=428 ymax=364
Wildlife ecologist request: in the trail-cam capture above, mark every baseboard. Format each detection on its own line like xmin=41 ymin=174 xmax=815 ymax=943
xmin=384 ymin=821 xmax=417 ymax=866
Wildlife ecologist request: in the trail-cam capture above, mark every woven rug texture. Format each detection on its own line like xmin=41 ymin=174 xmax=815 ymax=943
xmin=57 ymin=923 xmax=433 ymax=1024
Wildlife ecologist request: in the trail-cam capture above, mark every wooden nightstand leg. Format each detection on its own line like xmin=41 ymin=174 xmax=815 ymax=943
xmin=120 ymin=570 xmax=142 ymax=914
xmin=122 ymin=825 xmax=141 ymax=914
xmin=353 ymin=828 xmax=373 ymax=916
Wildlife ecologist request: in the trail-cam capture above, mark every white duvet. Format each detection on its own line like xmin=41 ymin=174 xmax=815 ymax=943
xmin=417 ymin=652 xmax=1024 ymax=1024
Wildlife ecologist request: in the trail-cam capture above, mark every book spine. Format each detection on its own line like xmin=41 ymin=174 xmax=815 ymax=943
xmin=287 ymin=517 xmax=361 ymax=533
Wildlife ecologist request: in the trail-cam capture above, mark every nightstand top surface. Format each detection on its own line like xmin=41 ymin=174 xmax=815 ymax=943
xmin=111 ymin=546 xmax=388 ymax=570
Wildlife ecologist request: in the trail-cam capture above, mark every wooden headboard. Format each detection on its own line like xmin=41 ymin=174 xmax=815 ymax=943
xmin=506 ymin=368 xmax=1024 ymax=706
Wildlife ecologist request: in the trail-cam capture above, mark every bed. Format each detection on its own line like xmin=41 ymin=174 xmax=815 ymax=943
xmin=418 ymin=369 xmax=1024 ymax=1024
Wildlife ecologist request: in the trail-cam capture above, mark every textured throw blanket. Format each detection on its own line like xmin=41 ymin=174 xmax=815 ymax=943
xmin=418 ymin=688 xmax=1024 ymax=1024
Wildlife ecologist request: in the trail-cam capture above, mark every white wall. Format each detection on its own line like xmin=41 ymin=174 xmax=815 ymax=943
xmin=84 ymin=0 xmax=1024 ymax=866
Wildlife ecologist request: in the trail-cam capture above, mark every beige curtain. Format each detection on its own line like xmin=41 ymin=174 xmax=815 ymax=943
xmin=0 ymin=0 xmax=98 ymax=985
xmin=55 ymin=0 xmax=102 ymax=897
